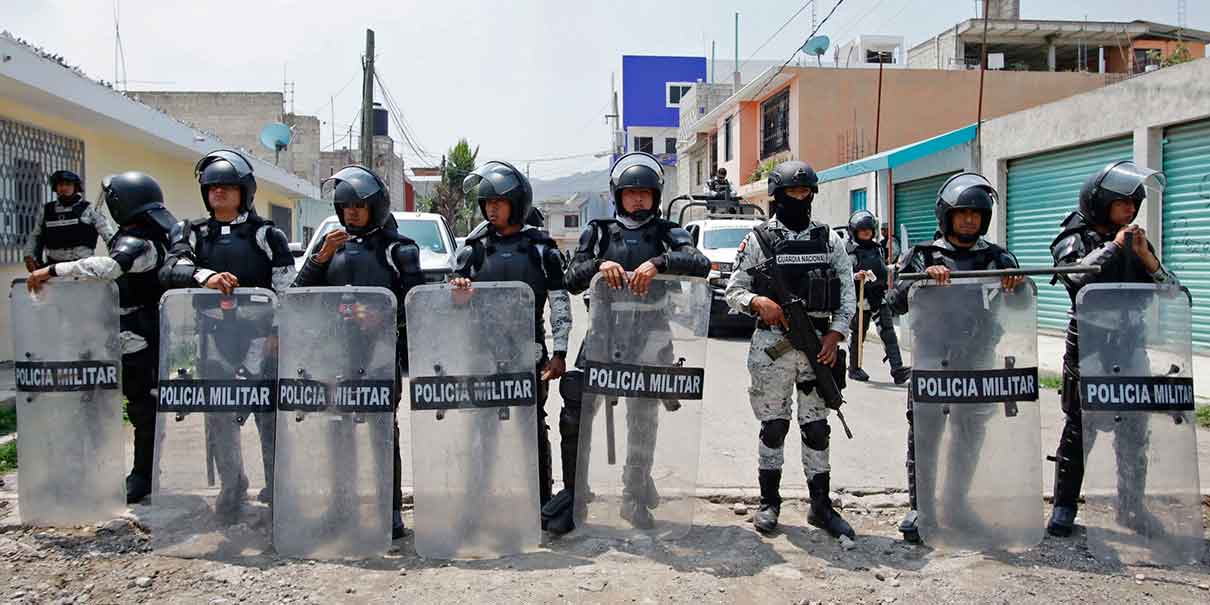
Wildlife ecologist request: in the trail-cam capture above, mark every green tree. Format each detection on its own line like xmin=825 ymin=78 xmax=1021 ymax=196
xmin=429 ymin=138 xmax=479 ymax=235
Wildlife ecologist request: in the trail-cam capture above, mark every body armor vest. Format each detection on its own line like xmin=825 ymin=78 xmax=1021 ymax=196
xmin=752 ymin=224 xmax=840 ymax=312
xmin=194 ymin=218 xmax=273 ymax=289
xmin=42 ymin=199 xmax=98 ymax=251
xmin=471 ymin=232 xmax=551 ymax=343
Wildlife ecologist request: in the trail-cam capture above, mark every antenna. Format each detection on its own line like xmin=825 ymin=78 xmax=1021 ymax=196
xmin=282 ymin=64 xmax=295 ymax=116
xmin=112 ymin=0 xmax=128 ymax=91
xmin=801 ymin=35 xmax=831 ymax=67
xmin=1178 ymin=0 xmax=1187 ymax=40
xmin=259 ymin=122 xmax=293 ymax=165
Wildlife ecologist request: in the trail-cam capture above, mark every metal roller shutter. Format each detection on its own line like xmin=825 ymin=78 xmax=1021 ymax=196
xmin=893 ymin=172 xmax=958 ymax=249
xmin=1161 ymin=119 xmax=1210 ymax=352
xmin=1006 ymin=137 xmax=1133 ymax=331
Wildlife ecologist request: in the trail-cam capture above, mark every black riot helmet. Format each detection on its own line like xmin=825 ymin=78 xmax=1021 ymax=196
xmin=195 ymin=149 xmax=257 ymax=214
xmin=767 ymin=160 xmax=818 ymax=220
xmin=526 ymin=206 xmax=545 ymax=228
xmin=322 ymin=164 xmax=392 ymax=236
xmin=609 ymin=152 xmax=664 ymax=219
xmin=1078 ymin=160 xmax=1165 ymax=227
xmin=847 ymin=209 xmax=879 ymax=241
xmin=463 ymin=161 xmax=533 ymax=226
xmin=935 ymin=172 xmax=996 ymax=243
xmin=101 ymin=172 xmax=176 ymax=236
xmin=48 ymin=170 xmax=83 ymax=195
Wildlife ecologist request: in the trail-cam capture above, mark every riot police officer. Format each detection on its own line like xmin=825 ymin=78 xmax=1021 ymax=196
xmin=26 ymin=172 xmax=176 ymax=504
xmin=23 ymin=170 xmax=117 ymax=272
xmin=844 ymin=210 xmax=909 ymax=385
xmin=449 ymin=160 xmax=572 ymax=510
xmin=885 ymin=173 xmax=1023 ymax=543
xmin=1046 ymin=161 xmax=1177 ymax=538
xmin=292 ymin=164 xmax=424 ymax=539
xmin=725 ymin=160 xmax=856 ymax=538
xmin=160 ymin=149 xmax=295 ymax=507
xmin=553 ymin=151 xmax=709 ymax=532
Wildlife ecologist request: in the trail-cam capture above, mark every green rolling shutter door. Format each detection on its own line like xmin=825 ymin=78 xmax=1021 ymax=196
xmin=1161 ymin=119 xmax=1210 ymax=352
xmin=894 ymin=172 xmax=957 ymax=248
xmin=1006 ymin=137 xmax=1133 ymax=331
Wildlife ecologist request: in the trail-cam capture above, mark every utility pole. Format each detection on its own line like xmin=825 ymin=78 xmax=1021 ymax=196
xmin=330 ymin=97 xmax=336 ymax=152
xmin=733 ymin=12 xmax=741 ymax=87
xmin=360 ymin=29 xmax=376 ymax=169
xmin=605 ymin=73 xmax=622 ymax=158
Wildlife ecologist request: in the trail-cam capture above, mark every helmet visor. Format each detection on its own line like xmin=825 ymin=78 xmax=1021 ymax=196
xmin=939 ymin=173 xmax=997 ymax=205
xmin=195 ymin=150 xmax=254 ymax=181
xmin=322 ymin=166 xmax=383 ymax=202
xmin=610 ymin=152 xmax=664 ymax=183
xmin=1099 ymin=163 xmax=1166 ymax=198
xmin=463 ymin=162 xmax=521 ymax=200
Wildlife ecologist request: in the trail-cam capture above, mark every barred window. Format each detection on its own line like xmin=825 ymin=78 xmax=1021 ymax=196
xmin=0 ymin=118 xmax=85 ymax=263
xmin=761 ymin=88 xmax=791 ymax=158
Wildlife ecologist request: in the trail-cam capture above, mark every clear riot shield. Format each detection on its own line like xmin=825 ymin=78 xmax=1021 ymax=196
xmin=908 ymin=278 xmax=1043 ymax=551
xmin=406 ymin=282 xmax=539 ymax=559
xmin=150 ymin=288 xmax=277 ymax=556
xmin=576 ymin=274 xmax=709 ymax=540
xmin=1076 ymin=283 xmax=1201 ymax=565
xmin=10 ymin=278 xmax=124 ymax=526
xmin=274 ymin=287 xmax=397 ymax=559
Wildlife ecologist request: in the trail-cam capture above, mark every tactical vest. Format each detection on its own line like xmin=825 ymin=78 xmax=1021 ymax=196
xmin=114 ymin=234 xmax=167 ymax=342
xmin=595 ymin=220 xmax=667 ymax=270
xmin=915 ymin=243 xmax=1004 ymax=272
xmin=193 ymin=218 xmax=274 ymax=289
xmin=326 ymin=231 xmax=399 ymax=291
xmin=471 ymin=232 xmax=551 ymax=343
xmin=752 ymin=224 xmax=841 ymax=312
xmin=42 ymin=199 xmax=98 ymax=251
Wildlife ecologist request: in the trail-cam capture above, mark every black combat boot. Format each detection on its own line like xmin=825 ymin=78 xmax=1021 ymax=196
xmin=753 ymin=469 xmax=782 ymax=533
xmin=807 ymin=473 xmax=855 ymax=539
xmin=620 ymin=465 xmax=655 ymax=530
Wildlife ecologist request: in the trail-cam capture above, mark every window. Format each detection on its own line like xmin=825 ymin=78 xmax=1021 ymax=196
xmin=270 ymin=204 xmax=293 ymax=240
xmin=760 ymin=88 xmax=791 ymax=158
xmin=702 ymin=228 xmax=752 ymax=250
xmin=695 ymin=160 xmax=703 ymax=186
xmin=723 ymin=117 xmax=733 ymax=162
xmin=866 ymin=50 xmax=895 ymax=64
xmin=665 ymin=82 xmax=693 ymax=108
xmin=635 ymin=136 xmax=654 ymax=154
xmin=850 ymin=189 xmax=868 ymax=213
xmin=0 ymin=117 xmax=85 ymax=264
xmin=564 ymin=215 xmax=580 ymax=229
xmin=665 ymin=137 xmax=677 ymax=155
xmin=1133 ymin=48 xmax=1161 ymax=73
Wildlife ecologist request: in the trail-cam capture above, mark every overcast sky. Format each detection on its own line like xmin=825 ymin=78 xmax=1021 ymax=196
xmin=4 ymin=0 xmax=1207 ymax=179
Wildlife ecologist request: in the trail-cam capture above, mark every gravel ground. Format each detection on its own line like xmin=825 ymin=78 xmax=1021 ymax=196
xmin=0 ymin=492 xmax=1207 ymax=605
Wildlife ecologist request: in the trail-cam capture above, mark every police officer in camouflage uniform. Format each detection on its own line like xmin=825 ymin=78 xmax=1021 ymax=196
xmin=843 ymin=210 xmax=909 ymax=385
xmin=23 ymin=170 xmax=117 ymax=272
xmin=725 ymin=160 xmax=856 ymax=538
xmin=885 ymin=173 xmax=1023 ymax=543
xmin=292 ymin=164 xmax=424 ymax=539
xmin=557 ymin=151 xmax=710 ymax=531
xmin=160 ymin=150 xmax=296 ymax=509
xmin=26 ymin=172 xmax=177 ymax=504
xmin=450 ymin=160 xmax=573 ymax=511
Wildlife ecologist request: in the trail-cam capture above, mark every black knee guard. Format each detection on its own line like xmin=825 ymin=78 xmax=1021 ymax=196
xmin=759 ymin=418 xmax=791 ymax=449
xmin=801 ymin=419 xmax=830 ymax=451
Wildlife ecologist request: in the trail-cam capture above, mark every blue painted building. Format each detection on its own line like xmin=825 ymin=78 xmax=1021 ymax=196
xmin=621 ymin=55 xmax=708 ymax=195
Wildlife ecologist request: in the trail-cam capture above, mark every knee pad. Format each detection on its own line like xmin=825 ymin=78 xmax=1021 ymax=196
xmin=759 ymin=418 xmax=791 ymax=449
xmin=559 ymin=370 xmax=583 ymax=405
xmin=801 ymin=419 xmax=830 ymax=451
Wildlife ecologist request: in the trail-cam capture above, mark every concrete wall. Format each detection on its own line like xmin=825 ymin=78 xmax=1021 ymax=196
xmin=908 ymin=28 xmax=962 ymax=70
xmin=787 ymin=67 xmax=1106 ymax=174
xmin=0 ymin=98 xmax=301 ymax=358
xmin=283 ymin=113 xmax=321 ymax=184
xmin=979 ymin=57 xmax=1210 ymax=243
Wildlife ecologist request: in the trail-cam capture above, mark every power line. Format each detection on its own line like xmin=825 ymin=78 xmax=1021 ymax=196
xmin=741 ymin=0 xmax=815 ymax=72
xmin=752 ymin=0 xmax=847 ymax=99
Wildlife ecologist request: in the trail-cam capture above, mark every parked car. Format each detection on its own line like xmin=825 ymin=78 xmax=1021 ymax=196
xmin=684 ymin=217 xmax=763 ymax=334
xmin=302 ymin=211 xmax=458 ymax=284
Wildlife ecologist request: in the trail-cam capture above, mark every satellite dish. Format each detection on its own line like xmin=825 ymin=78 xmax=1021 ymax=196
xmin=259 ymin=122 xmax=292 ymax=165
xmin=259 ymin=122 xmax=292 ymax=152
xmin=802 ymin=35 xmax=831 ymax=57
